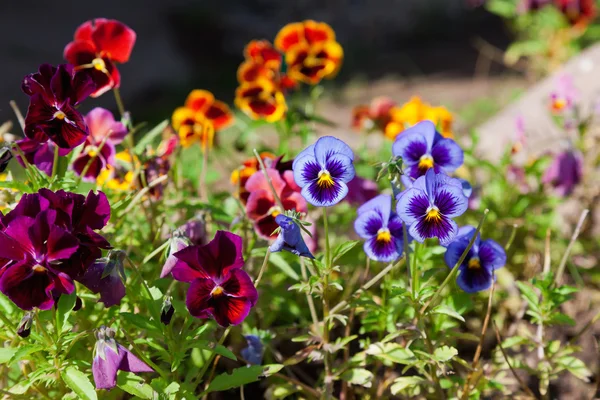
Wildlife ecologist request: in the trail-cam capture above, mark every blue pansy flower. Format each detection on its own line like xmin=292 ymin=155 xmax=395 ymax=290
xmin=292 ymin=136 xmax=355 ymax=207
xmin=241 ymin=335 xmax=264 ymax=365
xmin=270 ymin=215 xmax=314 ymax=258
xmin=354 ymin=194 xmax=405 ymax=262
xmin=444 ymin=225 xmax=506 ymax=293
xmin=392 ymin=121 xmax=463 ymax=179
xmin=396 ymin=169 xmax=468 ymax=246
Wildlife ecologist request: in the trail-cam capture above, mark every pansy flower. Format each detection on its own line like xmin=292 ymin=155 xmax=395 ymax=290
xmin=171 ymin=231 xmax=258 ymax=327
xmin=241 ymin=335 xmax=264 ymax=365
xmin=270 ymin=215 xmax=314 ymax=258
xmin=78 ymin=251 xmax=126 ymax=307
xmin=237 ymin=40 xmax=294 ymax=88
xmin=235 ymin=78 xmax=287 ymax=123
xmin=386 ymin=97 xmax=455 ymax=140
xmin=160 ymin=230 xmax=191 ymax=278
xmin=172 ymin=90 xmax=233 ymax=149
xmin=396 ymin=169 xmax=468 ymax=246
xmin=231 ymin=152 xmax=277 ymax=203
xmin=392 ymin=121 xmax=463 ymax=180
xmin=0 ymin=210 xmax=79 ymax=310
xmin=549 ymin=74 xmax=577 ymax=114
xmin=444 ymin=226 xmax=506 ymax=293
xmin=15 ymin=138 xmax=69 ymax=176
xmin=22 ymin=64 xmax=95 ymax=149
xmin=92 ymin=326 xmax=153 ymax=390
xmin=97 ymin=151 xmax=136 ymax=191
xmin=556 ymin=0 xmax=596 ymax=25
xmin=72 ymin=108 xmax=128 ymax=181
xmin=354 ymin=194 xmax=406 ymax=262
xmin=542 ymin=147 xmax=583 ymax=196
xmin=274 ymin=20 xmax=343 ymax=85
xmin=293 ymin=136 xmax=355 ymax=207
xmin=345 ymin=175 xmax=379 ymax=206
xmin=64 ymin=19 xmax=136 ymax=97
xmin=245 ymin=168 xmax=306 ymax=239
xmin=352 ymin=97 xmax=397 ymax=133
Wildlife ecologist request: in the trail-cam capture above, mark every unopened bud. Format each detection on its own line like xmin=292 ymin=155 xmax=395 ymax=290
xmin=17 ymin=312 xmax=33 ymax=338
xmin=160 ymin=296 xmax=174 ymax=325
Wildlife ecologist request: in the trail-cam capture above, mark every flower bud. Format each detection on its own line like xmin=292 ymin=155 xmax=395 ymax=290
xmin=160 ymin=296 xmax=174 ymax=325
xmin=17 ymin=312 xmax=33 ymax=338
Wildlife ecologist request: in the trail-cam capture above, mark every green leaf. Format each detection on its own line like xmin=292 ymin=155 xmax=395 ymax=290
xmin=516 ymin=282 xmax=539 ymax=309
xmin=204 ymin=366 xmax=263 ymax=394
xmin=120 ymin=312 xmax=160 ymax=332
xmin=504 ymin=40 xmax=548 ymax=65
xmin=56 ymin=292 xmax=77 ymax=334
xmin=366 ymin=343 xmax=415 ymax=365
xmin=332 ymin=241 xmax=360 ymax=263
xmin=557 ymin=356 xmax=592 ymax=381
xmin=9 ymin=344 xmax=45 ymax=364
xmin=431 ymin=305 xmax=465 ymax=322
xmin=390 ymin=376 xmax=426 ymax=394
xmin=268 ymin=252 xmax=300 ymax=280
xmin=485 ymin=0 xmax=516 ymax=18
xmin=433 ymin=346 xmax=458 ymax=362
xmin=262 ymin=364 xmax=284 ymax=376
xmin=117 ymin=371 xmax=155 ymax=399
xmin=61 ymin=366 xmax=98 ymax=400
xmin=0 ymin=347 xmax=17 ymax=364
xmin=213 ymin=344 xmax=237 ymax=361
xmin=341 ymin=368 xmax=374 ymax=388
xmin=549 ymin=313 xmax=576 ymax=326
xmin=134 ymin=119 xmax=169 ymax=155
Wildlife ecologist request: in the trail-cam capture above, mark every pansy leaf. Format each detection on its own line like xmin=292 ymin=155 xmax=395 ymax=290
xmin=433 ymin=346 xmax=458 ymax=363
xmin=332 ymin=241 xmax=360 ymax=263
xmin=117 ymin=371 xmax=156 ymax=399
xmin=341 ymin=368 xmax=374 ymax=388
xmin=269 ymin=252 xmax=300 ymax=281
xmin=203 ymin=366 xmax=263 ymax=394
xmin=430 ymin=305 xmax=465 ymax=322
xmin=0 ymin=347 xmax=17 ymax=364
xmin=8 ymin=344 xmax=45 ymax=364
xmin=390 ymin=376 xmax=426 ymax=394
xmin=557 ymin=356 xmax=592 ymax=381
xmin=56 ymin=292 xmax=77 ymax=334
xmin=61 ymin=366 xmax=97 ymax=400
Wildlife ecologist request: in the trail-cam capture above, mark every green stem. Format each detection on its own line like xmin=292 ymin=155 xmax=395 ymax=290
xmin=411 ymin=242 xmax=420 ymax=299
xmin=113 ymin=87 xmax=127 ymax=122
xmin=419 ymin=209 xmax=489 ymax=316
xmin=300 ymin=258 xmax=320 ymax=330
xmin=254 ymin=248 xmax=270 ymax=287
xmin=321 ymin=207 xmax=332 ymax=399
xmin=555 ymin=209 xmax=589 ymax=286
xmin=51 ymin=145 xmax=59 ymax=180
xmin=253 ymin=149 xmax=285 ymax=210
xmin=197 ymin=327 xmax=231 ymax=385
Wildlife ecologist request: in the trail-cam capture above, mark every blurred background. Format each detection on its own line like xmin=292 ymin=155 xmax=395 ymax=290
xmin=0 ymin=0 xmax=517 ymax=125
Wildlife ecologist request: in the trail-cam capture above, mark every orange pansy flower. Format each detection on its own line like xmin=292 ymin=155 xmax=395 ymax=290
xmin=235 ymin=79 xmax=287 ymax=123
xmin=183 ymin=89 xmax=233 ymax=131
xmin=172 ymin=108 xmax=215 ymax=149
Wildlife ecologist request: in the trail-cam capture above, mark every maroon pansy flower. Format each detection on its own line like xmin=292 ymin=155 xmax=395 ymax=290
xmin=64 ymin=19 xmax=136 ymax=97
xmin=72 ymin=108 xmax=128 ymax=181
xmin=171 ymin=231 xmax=258 ymax=327
xmin=22 ymin=64 xmax=95 ymax=149
xmin=15 ymin=138 xmax=69 ymax=176
xmin=0 ymin=210 xmax=79 ymax=310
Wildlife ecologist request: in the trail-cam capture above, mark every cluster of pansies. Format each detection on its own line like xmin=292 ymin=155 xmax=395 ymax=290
xmin=519 ymin=0 xmax=596 ymax=25
xmin=235 ymin=20 xmax=343 ymax=122
xmin=353 ymin=96 xmax=454 ymax=140
xmin=0 ymin=189 xmax=119 ymax=310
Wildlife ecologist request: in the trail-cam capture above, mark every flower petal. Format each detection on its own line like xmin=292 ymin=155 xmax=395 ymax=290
xmin=292 ymin=154 xmax=319 ymax=188
xmin=91 ymin=19 xmax=137 ymax=63
xmin=93 ymin=344 xmax=122 ymax=390
xmin=117 ymin=344 xmax=153 ymax=373
xmin=392 ymin=130 xmax=429 ymax=166
xmin=431 ymin=138 xmax=463 ymax=173
xmin=325 ymin=153 xmax=355 ymax=183
xmin=396 ymin=187 xmax=429 ymax=226
xmin=456 ymin=265 xmax=494 ymax=293
xmin=222 ymin=269 xmax=258 ymax=306
xmin=314 ymin=136 xmax=354 ymax=166
xmin=212 ymin=296 xmax=253 ymax=326
xmin=63 ymin=40 xmax=96 ymax=66
xmin=186 ymin=278 xmax=216 ymax=318
xmin=354 ymin=210 xmax=384 ymax=239
xmin=46 ymin=226 xmax=79 ymax=262
xmin=434 ymin=184 xmax=469 ymax=219
xmin=302 ymin=179 xmax=348 ymax=207
xmin=357 ymin=194 xmax=392 ymax=222
xmin=364 ymin=236 xmax=401 ymax=263
xmin=409 ymin=214 xmax=458 ymax=246
xmin=479 ymin=239 xmax=507 ymax=271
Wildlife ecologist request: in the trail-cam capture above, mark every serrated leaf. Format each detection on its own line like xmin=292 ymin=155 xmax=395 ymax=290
xmin=341 ymin=368 xmax=373 ymax=388
xmin=433 ymin=346 xmax=458 ymax=362
xmin=390 ymin=376 xmax=426 ymax=394
xmin=516 ymin=282 xmax=539 ymax=309
xmin=431 ymin=305 xmax=465 ymax=322
xmin=332 ymin=241 xmax=360 ymax=263
xmin=61 ymin=366 xmax=98 ymax=400
xmin=117 ymin=371 xmax=155 ymax=399
xmin=9 ymin=344 xmax=45 ymax=364
xmin=203 ymin=366 xmax=263 ymax=394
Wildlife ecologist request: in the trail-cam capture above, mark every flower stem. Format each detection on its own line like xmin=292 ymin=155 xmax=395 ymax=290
xmin=113 ymin=87 xmax=126 ymax=121
xmin=419 ymin=209 xmax=489 ymax=316
xmin=555 ymin=209 xmax=589 ymax=285
xmin=199 ymin=138 xmax=209 ymax=202
xmin=403 ymin=224 xmax=411 ymax=289
xmin=411 ymin=241 xmax=420 ymax=299
xmin=253 ymin=248 xmax=270 ymax=287
xmin=252 ymin=149 xmax=285 ymax=210
xmin=9 ymin=100 xmax=25 ymax=131
xmin=74 ymin=133 xmax=110 ymax=188
xmin=51 ymin=144 xmax=59 ymax=179
xmin=321 ymin=207 xmax=333 ymax=399
xmin=197 ymin=327 xmax=231 ymax=385
xmin=300 ymin=258 xmax=320 ymax=330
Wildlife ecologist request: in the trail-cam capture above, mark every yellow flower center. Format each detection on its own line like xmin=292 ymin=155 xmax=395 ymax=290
xmin=418 ymin=155 xmax=434 ymax=171
xmin=92 ymin=57 xmax=107 ymax=71
xmin=376 ymin=228 xmax=392 ymax=243
xmin=552 ymin=98 xmax=567 ymax=111
xmin=87 ymin=146 xmax=99 ymax=158
xmin=317 ymin=170 xmax=334 ymax=188
xmin=468 ymin=258 xmax=481 ymax=270
xmin=32 ymin=265 xmax=47 ymax=273
xmin=424 ymin=206 xmax=442 ymax=223
xmin=270 ymin=207 xmax=282 ymax=218
xmin=211 ymin=286 xmax=224 ymax=297
xmin=53 ymin=111 xmax=66 ymax=120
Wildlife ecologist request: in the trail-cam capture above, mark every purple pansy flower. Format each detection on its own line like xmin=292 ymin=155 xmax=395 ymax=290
xmin=241 ymin=335 xmax=264 ymax=365
xmin=542 ymin=147 xmax=583 ymax=196
xmin=345 ymin=175 xmax=379 ymax=206
xmin=72 ymin=108 xmax=128 ymax=182
xmin=444 ymin=225 xmax=506 ymax=293
xmin=396 ymin=169 xmax=468 ymax=246
xmin=269 ymin=215 xmax=314 ymax=259
xmin=92 ymin=326 xmax=153 ymax=390
xmin=293 ymin=136 xmax=355 ymax=207
xmin=22 ymin=64 xmax=95 ymax=150
xmin=172 ymin=231 xmax=258 ymax=327
xmin=160 ymin=230 xmax=191 ymax=278
xmin=15 ymin=138 xmax=69 ymax=176
xmin=392 ymin=121 xmax=463 ymax=180
xmin=354 ymin=194 xmax=405 ymax=262
xmin=0 ymin=210 xmax=79 ymax=310
xmin=78 ymin=250 xmax=126 ymax=308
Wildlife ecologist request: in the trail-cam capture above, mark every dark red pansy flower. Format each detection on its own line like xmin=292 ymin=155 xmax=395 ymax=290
xmin=15 ymin=138 xmax=70 ymax=176
xmin=0 ymin=210 xmax=79 ymax=310
xmin=0 ymin=189 xmax=112 ymax=309
xmin=22 ymin=64 xmax=95 ymax=150
xmin=64 ymin=18 xmax=136 ymax=97
xmin=171 ymin=231 xmax=258 ymax=327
